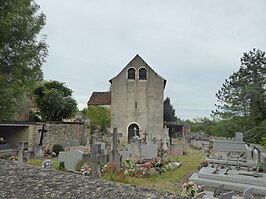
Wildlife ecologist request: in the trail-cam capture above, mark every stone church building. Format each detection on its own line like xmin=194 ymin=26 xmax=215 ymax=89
xmin=88 ymin=55 xmax=166 ymax=144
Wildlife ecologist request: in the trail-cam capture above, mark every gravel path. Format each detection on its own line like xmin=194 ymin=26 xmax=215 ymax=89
xmin=0 ymin=159 xmax=187 ymax=199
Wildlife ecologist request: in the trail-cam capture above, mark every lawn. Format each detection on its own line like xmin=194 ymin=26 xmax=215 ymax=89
xmin=119 ymin=150 xmax=206 ymax=194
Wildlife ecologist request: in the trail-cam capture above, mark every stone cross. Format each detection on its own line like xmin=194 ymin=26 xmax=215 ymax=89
xmin=143 ymin=131 xmax=148 ymax=144
xmin=110 ymin=127 xmax=122 ymax=152
xmin=91 ymin=143 xmax=105 ymax=179
xmin=110 ymin=127 xmax=122 ymax=171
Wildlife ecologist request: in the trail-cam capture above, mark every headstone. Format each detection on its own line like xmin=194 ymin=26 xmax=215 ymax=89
xmin=235 ymin=132 xmax=243 ymax=142
xmin=128 ymin=136 xmax=141 ymax=158
xmin=110 ymin=127 xmax=122 ymax=171
xmin=91 ymin=144 xmax=106 ymax=178
xmin=119 ymin=151 xmax=132 ymax=160
xmin=58 ymin=150 xmax=84 ymax=171
xmin=141 ymin=144 xmax=158 ymax=159
xmin=17 ymin=141 xmax=28 ymax=163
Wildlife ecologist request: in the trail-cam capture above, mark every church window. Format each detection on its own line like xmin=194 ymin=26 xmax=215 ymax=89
xmin=139 ymin=68 xmax=147 ymax=80
xmin=127 ymin=68 xmax=136 ymax=79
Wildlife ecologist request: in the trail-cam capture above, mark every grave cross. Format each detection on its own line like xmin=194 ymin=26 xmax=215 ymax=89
xmin=110 ymin=127 xmax=122 ymax=152
xmin=110 ymin=127 xmax=122 ymax=171
xmin=38 ymin=124 xmax=48 ymax=146
xmin=143 ymin=131 xmax=148 ymax=144
xmin=91 ymin=143 xmax=105 ymax=179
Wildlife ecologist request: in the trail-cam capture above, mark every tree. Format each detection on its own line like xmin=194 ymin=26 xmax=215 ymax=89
xmin=212 ymin=49 xmax=266 ymax=142
xmin=86 ymin=105 xmax=111 ymax=133
xmin=164 ymin=97 xmax=177 ymax=122
xmin=34 ymin=80 xmax=77 ymax=121
xmin=0 ymin=0 xmax=48 ymax=121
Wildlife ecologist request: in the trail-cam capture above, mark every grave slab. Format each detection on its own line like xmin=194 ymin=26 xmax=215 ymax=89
xmin=58 ymin=150 xmax=83 ymax=171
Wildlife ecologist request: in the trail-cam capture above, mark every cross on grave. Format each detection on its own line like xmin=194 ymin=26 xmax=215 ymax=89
xmin=110 ymin=127 xmax=122 ymax=171
xmin=38 ymin=124 xmax=48 ymax=146
xmin=143 ymin=131 xmax=148 ymax=144
xmin=110 ymin=127 xmax=122 ymax=152
xmin=91 ymin=143 xmax=105 ymax=179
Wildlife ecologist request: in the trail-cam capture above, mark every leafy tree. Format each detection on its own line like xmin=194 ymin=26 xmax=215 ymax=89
xmin=0 ymin=0 xmax=48 ymax=121
xmin=34 ymin=80 xmax=77 ymax=121
xmin=163 ymin=97 xmax=177 ymax=122
xmin=87 ymin=105 xmax=111 ymax=133
xmin=212 ymin=49 xmax=266 ymax=142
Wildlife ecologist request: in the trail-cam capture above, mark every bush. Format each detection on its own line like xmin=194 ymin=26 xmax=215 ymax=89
xmin=52 ymin=144 xmax=64 ymax=156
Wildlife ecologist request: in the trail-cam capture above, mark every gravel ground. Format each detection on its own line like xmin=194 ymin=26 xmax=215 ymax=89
xmin=0 ymin=159 xmax=188 ymax=199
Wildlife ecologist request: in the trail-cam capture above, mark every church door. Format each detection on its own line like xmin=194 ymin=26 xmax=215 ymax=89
xmin=128 ymin=123 xmax=139 ymax=143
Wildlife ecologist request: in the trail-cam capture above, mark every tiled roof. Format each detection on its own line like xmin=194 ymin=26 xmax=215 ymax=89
xmin=87 ymin=92 xmax=111 ymax=106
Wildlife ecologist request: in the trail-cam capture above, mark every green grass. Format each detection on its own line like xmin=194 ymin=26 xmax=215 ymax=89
xmin=115 ymin=150 xmax=206 ymax=194
xmin=27 ymin=157 xmax=59 ymax=170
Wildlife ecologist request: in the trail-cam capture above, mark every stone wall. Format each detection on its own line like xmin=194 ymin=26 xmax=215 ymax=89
xmin=29 ymin=122 xmax=89 ymax=152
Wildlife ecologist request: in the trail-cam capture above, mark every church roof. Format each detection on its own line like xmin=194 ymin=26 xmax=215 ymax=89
xmin=109 ymin=54 xmax=167 ymax=88
xmin=87 ymin=92 xmax=111 ymax=106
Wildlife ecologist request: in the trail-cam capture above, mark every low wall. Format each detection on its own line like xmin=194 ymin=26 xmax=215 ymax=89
xmin=29 ymin=122 xmax=89 ymax=152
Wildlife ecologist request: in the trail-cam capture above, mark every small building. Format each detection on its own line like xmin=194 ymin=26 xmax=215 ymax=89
xmin=88 ymin=55 xmax=166 ymax=143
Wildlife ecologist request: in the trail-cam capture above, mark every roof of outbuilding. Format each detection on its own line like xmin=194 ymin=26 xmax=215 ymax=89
xmin=87 ymin=92 xmax=111 ymax=106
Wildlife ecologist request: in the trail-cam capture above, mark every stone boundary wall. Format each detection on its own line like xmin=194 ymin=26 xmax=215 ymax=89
xmin=29 ymin=122 xmax=89 ymax=152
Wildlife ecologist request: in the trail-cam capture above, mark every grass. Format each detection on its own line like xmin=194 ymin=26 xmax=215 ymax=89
xmin=117 ymin=150 xmax=206 ymax=194
xmin=27 ymin=157 xmax=59 ymax=170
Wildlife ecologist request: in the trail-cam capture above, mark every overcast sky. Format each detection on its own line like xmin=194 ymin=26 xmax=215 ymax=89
xmin=35 ymin=0 xmax=266 ymax=120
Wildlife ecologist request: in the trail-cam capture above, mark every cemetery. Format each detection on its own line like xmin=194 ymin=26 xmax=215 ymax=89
xmin=1 ymin=124 xmax=266 ymax=198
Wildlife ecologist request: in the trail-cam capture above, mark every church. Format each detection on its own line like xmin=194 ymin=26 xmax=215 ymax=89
xmin=88 ymin=55 xmax=166 ymax=144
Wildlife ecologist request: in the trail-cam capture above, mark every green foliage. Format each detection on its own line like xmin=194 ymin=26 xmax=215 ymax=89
xmin=0 ymin=0 xmax=48 ymax=121
xmin=87 ymin=105 xmax=111 ymax=133
xmin=52 ymin=144 xmax=64 ymax=156
xmin=260 ymin=137 xmax=266 ymax=148
xmin=58 ymin=161 xmax=66 ymax=171
xmin=212 ymin=49 xmax=266 ymax=142
xmin=164 ymin=97 xmax=177 ymax=122
xmin=34 ymin=80 xmax=78 ymax=121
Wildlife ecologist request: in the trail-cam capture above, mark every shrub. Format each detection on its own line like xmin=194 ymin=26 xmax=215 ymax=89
xmin=52 ymin=144 xmax=64 ymax=156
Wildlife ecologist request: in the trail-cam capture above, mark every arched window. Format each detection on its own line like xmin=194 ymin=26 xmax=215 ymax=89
xmin=128 ymin=123 xmax=140 ymax=143
xmin=139 ymin=68 xmax=147 ymax=80
xmin=127 ymin=68 xmax=135 ymax=79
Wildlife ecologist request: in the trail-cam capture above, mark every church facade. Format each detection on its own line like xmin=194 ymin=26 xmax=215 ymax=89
xmin=109 ymin=55 xmax=166 ymax=143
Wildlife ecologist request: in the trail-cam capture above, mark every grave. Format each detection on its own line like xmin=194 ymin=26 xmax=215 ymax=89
xmin=58 ymin=150 xmax=84 ymax=172
xmin=190 ymin=163 xmax=266 ymax=196
xmin=109 ymin=127 xmax=122 ymax=171
xmin=90 ymin=143 xmax=106 ymax=178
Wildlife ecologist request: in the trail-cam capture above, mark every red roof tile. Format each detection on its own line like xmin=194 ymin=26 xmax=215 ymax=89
xmin=87 ymin=92 xmax=111 ymax=106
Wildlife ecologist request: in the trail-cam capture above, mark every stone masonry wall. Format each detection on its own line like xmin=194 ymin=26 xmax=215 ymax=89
xmin=29 ymin=123 xmax=89 ymax=152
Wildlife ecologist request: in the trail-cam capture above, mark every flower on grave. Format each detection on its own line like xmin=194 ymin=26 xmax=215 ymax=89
xmin=80 ymin=163 xmax=91 ymax=176
xmin=10 ymin=156 xmax=18 ymax=162
xmin=181 ymin=181 xmax=201 ymax=197
xmin=42 ymin=159 xmax=52 ymax=169
xmin=135 ymin=156 xmax=145 ymax=164
xmin=201 ymin=160 xmax=208 ymax=167
xmin=151 ymin=157 xmax=163 ymax=167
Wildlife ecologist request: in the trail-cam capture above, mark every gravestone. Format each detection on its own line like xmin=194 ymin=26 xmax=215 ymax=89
xmin=17 ymin=141 xmax=28 ymax=163
xmin=58 ymin=150 xmax=84 ymax=171
xmin=141 ymin=144 xmax=158 ymax=159
xmin=110 ymin=127 xmax=122 ymax=171
xmin=128 ymin=136 xmax=141 ymax=158
xmin=119 ymin=151 xmax=132 ymax=160
xmin=91 ymin=143 xmax=106 ymax=178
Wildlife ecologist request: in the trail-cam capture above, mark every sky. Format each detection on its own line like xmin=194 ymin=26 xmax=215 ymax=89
xmin=35 ymin=0 xmax=266 ymax=120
